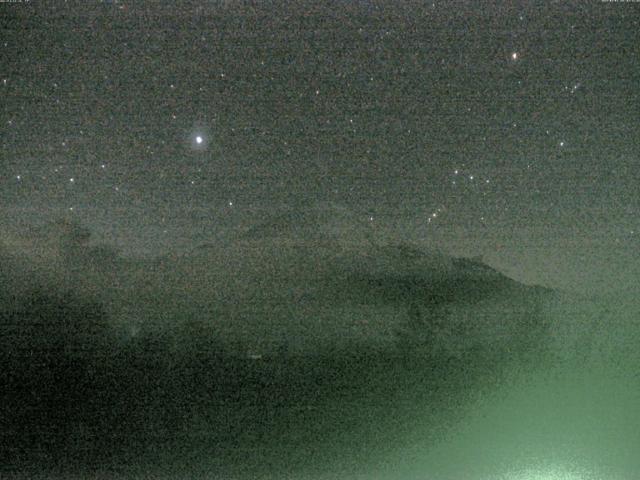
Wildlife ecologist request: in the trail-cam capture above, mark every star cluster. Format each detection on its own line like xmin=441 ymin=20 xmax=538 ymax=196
xmin=1 ymin=2 xmax=638 ymax=276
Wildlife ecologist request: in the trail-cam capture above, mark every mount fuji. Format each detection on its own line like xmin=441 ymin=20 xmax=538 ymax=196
xmin=168 ymin=201 xmax=552 ymax=356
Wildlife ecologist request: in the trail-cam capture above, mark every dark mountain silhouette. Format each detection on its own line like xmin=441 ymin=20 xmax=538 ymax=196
xmin=177 ymin=202 xmax=552 ymax=356
xmin=0 ymin=208 xmax=554 ymax=477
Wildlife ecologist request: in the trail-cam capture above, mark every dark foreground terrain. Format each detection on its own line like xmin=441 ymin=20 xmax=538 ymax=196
xmin=1 ymin=286 xmax=550 ymax=479
xmin=1 ymin=221 xmax=554 ymax=479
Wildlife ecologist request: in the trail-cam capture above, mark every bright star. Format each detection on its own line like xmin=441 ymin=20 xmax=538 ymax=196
xmin=189 ymin=129 xmax=209 ymax=150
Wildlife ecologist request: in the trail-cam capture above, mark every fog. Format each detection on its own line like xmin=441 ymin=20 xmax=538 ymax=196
xmin=1 ymin=216 xmax=638 ymax=479
xmin=383 ymin=292 xmax=640 ymax=480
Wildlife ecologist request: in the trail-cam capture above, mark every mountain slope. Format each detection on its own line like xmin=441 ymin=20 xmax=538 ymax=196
xmin=1 ymin=208 xmax=556 ymax=477
xmin=164 ymin=203 xmax=552 ymax=356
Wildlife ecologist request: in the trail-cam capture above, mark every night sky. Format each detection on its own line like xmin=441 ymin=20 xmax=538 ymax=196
xmin=2 ymin=3 xmax=640 ymax=478
xmin=2 ymin=0 xmax=638 ymax=292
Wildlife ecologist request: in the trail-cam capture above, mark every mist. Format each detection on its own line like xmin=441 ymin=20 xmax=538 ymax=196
xmin=1 ymin=216 xmax=638 ymax=479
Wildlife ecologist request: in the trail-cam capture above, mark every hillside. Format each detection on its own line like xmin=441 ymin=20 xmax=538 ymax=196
xmin=0 ymin=207 xmax=554 ymax=477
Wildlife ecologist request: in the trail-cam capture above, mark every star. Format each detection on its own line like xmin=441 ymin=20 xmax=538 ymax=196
xmin=190 ymin=131 xmax=208 ymax=150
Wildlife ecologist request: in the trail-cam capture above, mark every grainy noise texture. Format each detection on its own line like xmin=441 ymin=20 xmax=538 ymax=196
xmin=1 ymin=1 xmax=639 ymax=478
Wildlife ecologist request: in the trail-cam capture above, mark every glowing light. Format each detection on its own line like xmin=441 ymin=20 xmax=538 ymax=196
xmin=196 ymin=136 xmax=203 ymax=144
xmin=501 ymin=467 xmax=590 ymax=480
